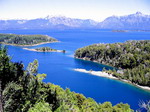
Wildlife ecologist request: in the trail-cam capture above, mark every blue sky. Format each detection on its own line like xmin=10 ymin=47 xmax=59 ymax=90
xmin=0 ymin=0 xmax=150 ymax=21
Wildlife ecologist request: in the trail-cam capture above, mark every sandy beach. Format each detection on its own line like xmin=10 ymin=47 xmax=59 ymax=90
xmin=74 ymin=68 xmax=150 ymax=91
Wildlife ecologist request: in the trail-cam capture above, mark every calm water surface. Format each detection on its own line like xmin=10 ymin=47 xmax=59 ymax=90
xmin=0 ymin=29 xmax=150 ymax=110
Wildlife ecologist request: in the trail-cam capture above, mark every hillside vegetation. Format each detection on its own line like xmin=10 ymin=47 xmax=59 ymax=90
xmin=0 ymin=33 xmax=57 ymax=46
xmin=0 ymin=47 xmax=133 ymax=112
xmin=75 ymin=40 xmax=150 ymax=87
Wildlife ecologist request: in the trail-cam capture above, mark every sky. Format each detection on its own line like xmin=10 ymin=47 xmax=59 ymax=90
xmin=0 ymin=0 xmax=150 ymax=21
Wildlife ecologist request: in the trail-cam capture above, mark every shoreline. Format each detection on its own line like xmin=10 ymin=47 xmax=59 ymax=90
xmin=75 ymin=57 xmax=116 ymax=68
xmin=23 ymin=48 xmax=64 ymax=53
xmin=0 ymin=41 xmax=59 ymax=47
xmin=73 ymin=68 xmax=150 ymax=91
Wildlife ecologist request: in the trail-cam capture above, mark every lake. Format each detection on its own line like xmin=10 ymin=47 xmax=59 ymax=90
xmin=0 ymin=29 xmax=150 ymax=110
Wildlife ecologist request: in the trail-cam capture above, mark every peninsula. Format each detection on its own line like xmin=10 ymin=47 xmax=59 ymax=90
xmin=0 ymin=33 xmax=58 ymax=46
xmin=75 ymin=40 xmax=150 ymax=89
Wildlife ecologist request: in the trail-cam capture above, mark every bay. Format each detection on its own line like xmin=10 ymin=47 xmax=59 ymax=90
xmin=0 ymin=29 xmax=150 ymax=110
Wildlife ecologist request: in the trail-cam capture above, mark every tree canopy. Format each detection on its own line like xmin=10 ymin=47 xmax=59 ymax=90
xmin=0 ymin=47 xmax=133 ymax=112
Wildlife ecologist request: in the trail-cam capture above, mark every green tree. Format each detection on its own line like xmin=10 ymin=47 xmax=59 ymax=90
xmin=28 ymin=101 xmax=52 ymax=112
xmin=0 ymin=46 xmax=24 ymax=112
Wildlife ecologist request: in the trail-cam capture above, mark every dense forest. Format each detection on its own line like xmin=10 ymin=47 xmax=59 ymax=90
xmin=0 ymin=33 xmax=57 ymax=46
xmin=0 ymin=47 xmax=133 ymax=112
xmin=75 ymin=40 xmax=150 ymax=87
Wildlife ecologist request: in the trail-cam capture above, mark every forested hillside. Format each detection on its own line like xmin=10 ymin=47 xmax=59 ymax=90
xmin=75 ymin=40 xmax=150 ymax=87
xmin=0 ymin=33 xmax=57 ymax=46
xmin=0 ymin=47 xmax=133 ymax=112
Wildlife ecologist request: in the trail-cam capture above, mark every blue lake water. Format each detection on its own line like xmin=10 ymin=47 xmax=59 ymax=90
xmin=0 ymin=29 xmax=150 ymax=110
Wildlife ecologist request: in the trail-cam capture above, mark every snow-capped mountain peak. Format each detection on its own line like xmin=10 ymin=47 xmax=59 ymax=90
xmin=0 ymin=12 xmax=150 ymax=30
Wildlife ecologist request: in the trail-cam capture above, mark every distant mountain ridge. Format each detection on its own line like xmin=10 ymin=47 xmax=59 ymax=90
xmin=0 ymin=16 xmax=98 ymax=30
xmin=97 ymin=12 xmax=150 ymax=30
xmin=0 ymin=12 xmax=150 ymax=30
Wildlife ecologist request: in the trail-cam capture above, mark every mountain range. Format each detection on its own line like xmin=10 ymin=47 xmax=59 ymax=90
xmin=0 ymin=12 xmax=150 ymax=30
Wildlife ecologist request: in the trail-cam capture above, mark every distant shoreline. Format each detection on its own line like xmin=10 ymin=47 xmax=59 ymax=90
xmin=112 ymin=29 xmax=150 ymax=32
xmin=73 ymin=68 xmax=150 ymax=91
xmin=0 ymin=41 xmax=59 ymax=47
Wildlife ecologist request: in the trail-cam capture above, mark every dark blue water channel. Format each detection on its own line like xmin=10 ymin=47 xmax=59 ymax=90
xmin=0 ymin=29 xmax=150 ymax=110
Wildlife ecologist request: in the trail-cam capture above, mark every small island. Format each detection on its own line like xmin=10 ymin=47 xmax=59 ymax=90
xmin=112 ymin=30 xmax=128 ymax=32
xmin=24 ymin=47 xmax=66 ymax=53
xmin=0 ymin=33 xmax=58 ymax=46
